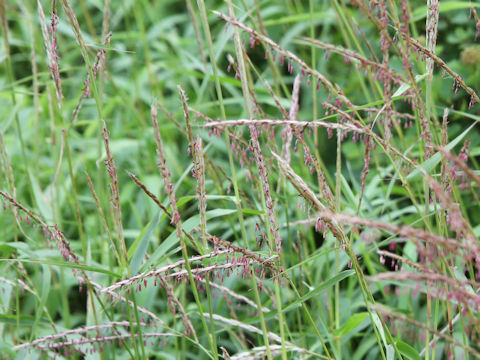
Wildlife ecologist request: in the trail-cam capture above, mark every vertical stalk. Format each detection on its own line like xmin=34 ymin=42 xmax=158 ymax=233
xmin=151 ymin=104 xmax=218 ymax=360
xmin=63 ymin=133 xmax=87 ymax=257
xmin=195 ymin=1 xmax=275 ymax=358
xmin=334 ymin=130 xmax=342 ymax=357
xmin=225 ymin=2 xmax=289 ymax=358
xmin=0 ymin=0 xmax=35 ymax=204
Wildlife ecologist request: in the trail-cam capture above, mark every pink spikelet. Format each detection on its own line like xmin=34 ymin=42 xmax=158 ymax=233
xmin=193 ymin=136 xmax=207 ymax=248
xmin=360 ymin=138 xmax=372 ymax=197
xmin=151 ymin=102 xmax=180 ymax=226
xmin=471 ymin=6 xmax=480 ymax=41
xmin=469 ymin=95 xmax=476 ymax=109
xmin=0 ymin=192 xmax=85 ymax=286
xmin=248 ymin=125 xmax=281 ymax=254
xmin=84 ymin=32 xmax=112 ymax=98
xmin=47 ymin=11 xmax=63 ymax=105
xmin=102 ymin=122 xmax=128 ymax=260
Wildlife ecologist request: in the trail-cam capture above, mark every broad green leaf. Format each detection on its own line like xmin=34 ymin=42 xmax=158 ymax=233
xmin=380 ymin=142 xmax=415 ymax=215
xmin=371 ymin=311 xmax=387 ymax=348
xmin=0 ymin=314 xmax=49 ymax=325
xmin=263 ymin=11 xmax=330 ymax=26
xmin=285 ymin=247 xmax=336 ymax=274
xmin=396 ymin=339 xmax=421 ymax=360
xmin=386 ymin=345 xmax=395 ymax=360
xmin=172 ymin=68 xmax=245 ymax=88
xmin=30 ymin=174 xmax=53 ymax=222
xmin=0 ymin=103 xmax=20 ymax=132
xmin=176 ymin=194 xmax=236 ymax=208
xmin=14 ymin=349 xmax=29 ymax=360
xmin=393 ymin=74 xmax=427 ymax=97
xmin=341 ymin=174 xmax=357 ymax=206
xmin=403 ymin=241 xmax=418 ymax=262
xmin=0 ymin=244 xmax=16 ymax=258
xmin=282 ymin=270 xmax=355 ymax=313
xmin=407 ymin=121 xmax=476 ymax=181
xmin=241 ymin=208 xmax=265 ymax=215
xmin=411 ymin=2 xmax=480 ymax=22
xmin=141 ymin=209 xmax=237 ymax=270
xmin=0 ymin=259 xmax=120 ymax=278
xmin=128 ymin=210 xmax=161 ymax=274
xmin=447 ymin=108 xmax=480 ymax=122
xmin=31 ymin=265 xmax=51 ymax=338
xmin=334 ymin=312 xmax=368 ymax=336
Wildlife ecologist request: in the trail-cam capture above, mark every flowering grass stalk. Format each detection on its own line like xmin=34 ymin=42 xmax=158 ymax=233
xmin=151 ymin=102 xmax=218 ymax=359
xmin=2 ymin=1 xmax=480 ymax=359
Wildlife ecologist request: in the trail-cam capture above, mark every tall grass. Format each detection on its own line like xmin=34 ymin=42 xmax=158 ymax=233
xmin=1 ymin=0 xmax=480 ymax=359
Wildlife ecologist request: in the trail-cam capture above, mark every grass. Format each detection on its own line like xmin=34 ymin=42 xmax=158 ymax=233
xmin=1 ymin=0 xmax=480 ymax=359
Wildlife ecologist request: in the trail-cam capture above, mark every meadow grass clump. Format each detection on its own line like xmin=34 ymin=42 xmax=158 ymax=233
xmin=1 ymin=0 xmax=480 ymax=359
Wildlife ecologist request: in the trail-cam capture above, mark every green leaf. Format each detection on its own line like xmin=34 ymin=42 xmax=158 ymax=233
xmin=396 ymin=339 xmax=421 ymax=360
xmin=30 ymin=174 xmax=53 ymax=222
xmin=0 ymin=259 xmax=120 ymax=278
xmin=411 ymin=2 xmax=480 ymax=22
xmin=403 ymin=241 xmax=418 ymax=262
xmin=407 ymin=121 xmax=476 ymax=181
xmin=334 ymin=312 xmax=368 ymax=336
xmin=0 ymin=314 xmax=49 ymax=325
xmin=393 ymin=74 xmax=427 ymax=97
xmin=31 ymin=265 xmax=51 ymax=338
xmin=282 ymin=270 xmax=355 ymax=313
xmin=128 ymin=210 xmax=161 ymax=274
xmin=285 ymin=248 xmax=336 ymax=274
xmin=0 ymin=244 xmax=16 ymax=258
xmin=263 ymin=11 xmax=330 ymax=26
xmin=176 ymin=194 xmax=236 ymax=208
xmin=0 ymin=103 xmax=20 ymax=132
xmin=341 ymin=174 xmax=357 ymax=206
xmin=241 ymin=208 xmax=265 ymax=215
xmin=380 ymin=142 xmax=415 ymax=215
xmin=141 ymin=209 xmax=237 ymax=271
xmin=386 ymin=345 xmax=395 ymax=360
xmin=371 ymin=311 xmax=387 ymax=348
